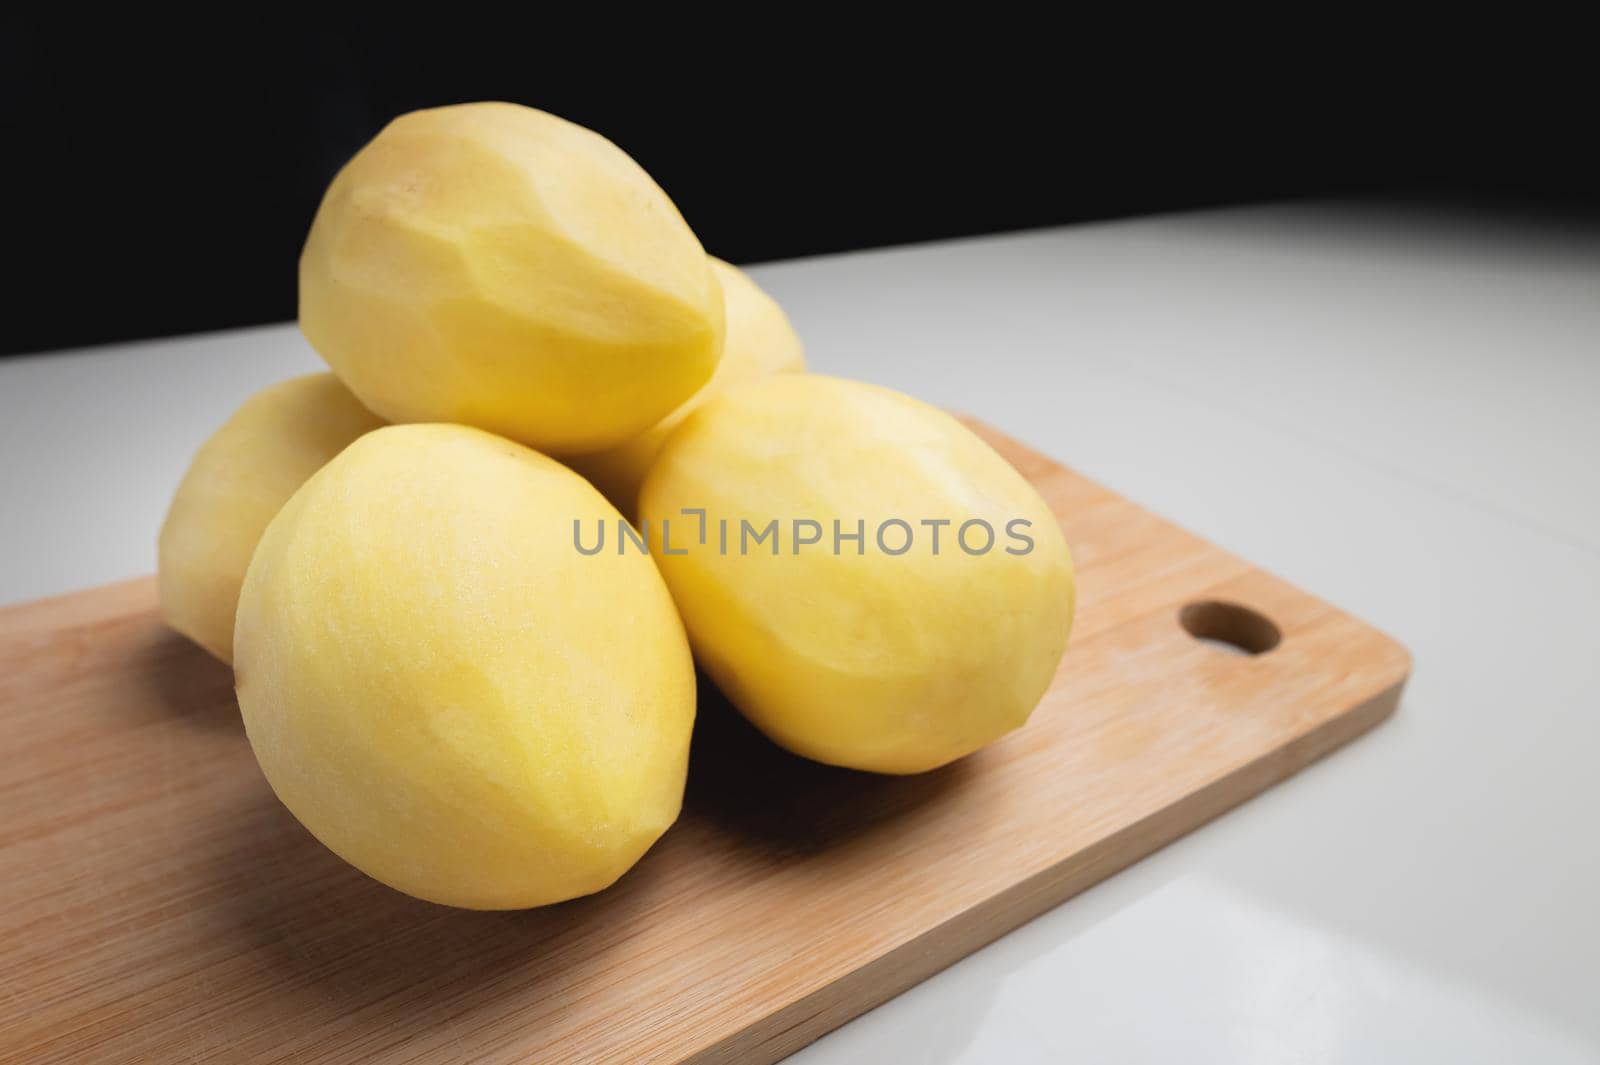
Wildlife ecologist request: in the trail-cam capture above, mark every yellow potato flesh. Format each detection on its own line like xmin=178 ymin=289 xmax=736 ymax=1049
xmin=568 ymin=258 xmax=806 ymax=516
xmin=639 ymin=376 xmax=1075 ymax=775
xmin=234 ymin=424 xmax=696 ymax=909
xmin=157 ymin=373 xmax=384 ymax=664
xmin=299 ymin=102 xmax=724 ymax=454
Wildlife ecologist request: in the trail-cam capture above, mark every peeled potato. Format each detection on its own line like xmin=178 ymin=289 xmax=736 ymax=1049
xmin=299 ymin=101 xmax=724 ymax=454
xmin=568 ymin=258 xmax=806 ymax=515
xmin=235 ymin=423 xmax=695 ymax=909
xmin=157 ymin=373 xmax=384 ymax=663
xmin=639 ymin=375 xmax=1074 ymax=775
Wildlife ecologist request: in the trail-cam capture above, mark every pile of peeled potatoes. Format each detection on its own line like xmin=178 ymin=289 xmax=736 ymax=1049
xmin=157 ymin=102 xmax=1076 ymax=910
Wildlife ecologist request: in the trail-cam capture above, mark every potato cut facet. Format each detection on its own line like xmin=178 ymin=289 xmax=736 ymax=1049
xmin=158 ymin=372 xmax=384 ymax=664
xmin=569 ymin=258 xmax=805 ymax=515
xmin=235 ymin=424 xmax=697 ymax=909
xmin=299 ymin=102 xmax=724 ymax=454
xmin=640 ymin=375 xmax=1074 ymax=775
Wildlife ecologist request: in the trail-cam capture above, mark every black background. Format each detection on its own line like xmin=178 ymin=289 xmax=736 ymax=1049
xmin=3 ymin=18 xmax=1593 ymax=357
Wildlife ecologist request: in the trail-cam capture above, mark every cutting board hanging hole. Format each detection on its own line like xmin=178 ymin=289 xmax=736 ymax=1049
xmin=1179 ymin=600 xmax=1282 ymax=656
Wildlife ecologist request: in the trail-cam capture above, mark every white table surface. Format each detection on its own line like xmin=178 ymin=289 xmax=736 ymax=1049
xmin=2 ymin=203 xmax=1596 ymax=1063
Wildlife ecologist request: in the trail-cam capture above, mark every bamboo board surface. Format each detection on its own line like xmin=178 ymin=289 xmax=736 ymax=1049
xmin=0 ymin=421 xmax=1409 ymax=1064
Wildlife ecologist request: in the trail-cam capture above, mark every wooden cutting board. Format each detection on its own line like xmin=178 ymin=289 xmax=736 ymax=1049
xmin=0 ymin=421 xmax=1409 ymax=1064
